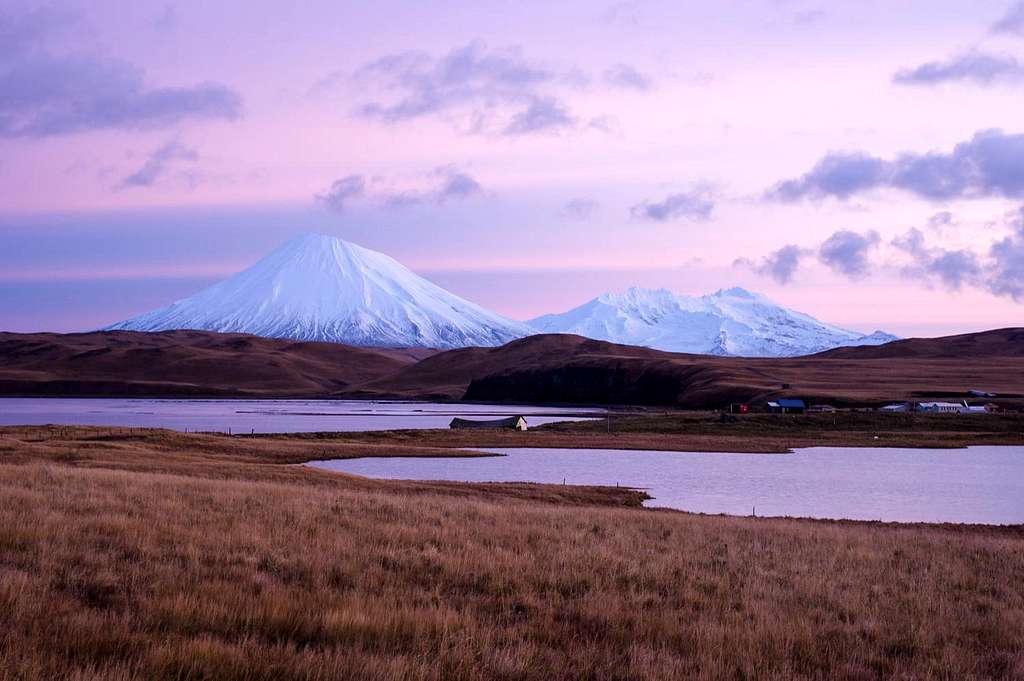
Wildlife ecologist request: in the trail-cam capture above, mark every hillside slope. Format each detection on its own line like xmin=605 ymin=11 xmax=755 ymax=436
xmin=1 ymin=328 xmax=1022 ymax=407
xmin=814 ymin=327 xmax=1024 ymax=359
xmin=0 ymin=330 xmax=433 ymax=397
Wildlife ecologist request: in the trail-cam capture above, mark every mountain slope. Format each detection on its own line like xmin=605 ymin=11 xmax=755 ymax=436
xmin=0 ymin=330 xmax=433 ymax=397
xmin=528 ymin=287 xmax=896 ymax=357
xmin=108 ymin=233 xmax=532 ymax=349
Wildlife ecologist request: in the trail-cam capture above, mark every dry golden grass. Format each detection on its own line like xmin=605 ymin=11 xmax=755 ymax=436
xmin=1 ymin=426 xmax=1022 ymax=680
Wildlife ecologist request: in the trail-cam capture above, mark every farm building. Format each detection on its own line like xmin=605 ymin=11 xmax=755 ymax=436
xmin=767 ymin=399 xmax=806 ymax=414
xmin=449 ymin=416 xmax=528 ymax=430
xmin=917 ymin=401 xmax=989 ymax=414
xmin=917 ymin=402 xmax=964 ymax=413
xmin=806 ymin=404 xmax=837 ymax=413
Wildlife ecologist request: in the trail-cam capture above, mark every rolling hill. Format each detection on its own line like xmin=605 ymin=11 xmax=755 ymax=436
xmin=0 ymin=330 xmax=433 ymax=397
xmin=0 ymin=328 xmax=1020 ymax=407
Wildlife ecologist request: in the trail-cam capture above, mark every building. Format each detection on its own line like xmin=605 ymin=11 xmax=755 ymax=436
xmin=968 ymin=390 xmax=997 ymax=398
xmin=917 ymin=401 xmax=989 ymax=414
xmin=806 ymin=404 xmax=837 ymax=413
xmin=880 ymin=403 xmax=911 ymax=413
xmin=449 ymin=416 xmax=528 ymax=430
xmin=767 ymin=399 xmax=806 ymax=414
xmin=917 ymin=402 xmax=964 ymax=413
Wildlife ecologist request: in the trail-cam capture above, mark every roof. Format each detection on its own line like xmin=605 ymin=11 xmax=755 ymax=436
xmin=449 ymin=416 xmax=526 ymax=429
xmin=777 ymin=399 xmax=806 ymax=408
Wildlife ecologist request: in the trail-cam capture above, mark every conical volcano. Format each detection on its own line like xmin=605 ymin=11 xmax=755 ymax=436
xmin=108 ymin=233 xmax=532 ymax=349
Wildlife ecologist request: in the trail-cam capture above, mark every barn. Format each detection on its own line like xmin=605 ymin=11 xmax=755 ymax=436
xmin=449 ymin=416 xmax=528 ymax=431
xmin=767 ymin=399 xmax=806 ymax=414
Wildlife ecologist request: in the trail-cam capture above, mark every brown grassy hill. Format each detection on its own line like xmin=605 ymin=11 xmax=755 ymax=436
xmin=449 ymin=333 xmax=1024 ymax=407
xmin=0 ymin=330 xmax=433 ymax=397
xmin=349 ymin=334 xmax=672 ymax=400
xmin=1 ymin=329 xmax=1022 ymax=406
xmin=345 ymin=330 xmax=1024 ymax=407
xmin=814 ymin=327 xmax=1024 ymax=359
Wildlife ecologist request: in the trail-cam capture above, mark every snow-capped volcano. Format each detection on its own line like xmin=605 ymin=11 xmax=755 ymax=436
xmin=108 ymin=233 xmax=532 ymax=349
xmin=528 ymin=286 xmax=896 ymax=357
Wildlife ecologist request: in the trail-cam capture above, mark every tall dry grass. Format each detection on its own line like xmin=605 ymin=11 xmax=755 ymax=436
xmin=0 ymin=427 xmax=1022 ymax=680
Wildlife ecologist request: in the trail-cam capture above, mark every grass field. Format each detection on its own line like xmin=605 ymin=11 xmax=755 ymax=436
xmin=1 ymin=425 xmax=1022 ymax=680
xmin=293 ymin=409 xmax=1024 ymax=453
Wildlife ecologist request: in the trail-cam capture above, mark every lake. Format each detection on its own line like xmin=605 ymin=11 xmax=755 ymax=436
xmin=0 ymin=398 xmax=601 ymax=433
xmin=308 ymin=446 xmax=1024 ymax=524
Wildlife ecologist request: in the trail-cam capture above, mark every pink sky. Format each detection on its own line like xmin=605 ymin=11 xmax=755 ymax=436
xmin=1 ymin=0 xmax=1022 ymax=336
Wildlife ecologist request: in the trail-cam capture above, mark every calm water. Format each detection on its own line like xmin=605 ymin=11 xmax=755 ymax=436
xmin=0 ymin=398 xmax=600 ymax=433
xmin=309 ymin=446 xmax=1024 ymax=524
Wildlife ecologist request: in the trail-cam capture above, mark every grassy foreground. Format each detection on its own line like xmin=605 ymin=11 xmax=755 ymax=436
xmin=1 ymin=426 xmax=1023 ymax=680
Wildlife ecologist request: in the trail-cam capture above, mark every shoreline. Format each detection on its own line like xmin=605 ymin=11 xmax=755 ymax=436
xmin=4 ymin=425 xmax=1022 ymax=530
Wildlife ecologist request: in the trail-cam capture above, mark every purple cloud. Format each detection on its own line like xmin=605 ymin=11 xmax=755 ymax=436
xmin=754 ymin=244 xmax=809 ymax=284
xmin=893 ymin=228 xmax=982 ymax=290
xmin=0 ymin=10 xmax=241 ymax=138
xmin=989 ymin=213 xmax=1024 ymax=300
xmin=120 ymin=139 xmax=198 ymax=189
xmin=316 ymin=175 xmax=366 ymax=212
xmin=603 ymin=64 xmax=653 ymax=91
xmin=769 ymin=130 xmax=1024 ymax=202
xmin=319 ymin=167 xmax=483 ymax=211
xmin=385 ymin=166 xmax=483 ymax=206
xmin=348 ymin=41 xmax=578 ymax=136
xmin=818 ymin=230 xmax=879 ymax=278
xmin=992 ymin=1 xmax=1024 ymax=36
xmin=503 ymin=96 xmax=575 ymax=135
xmin=631 ymin=186 xmax=715 ymax=222
xmin=894 ymin=52 xmax=1024 ymax=86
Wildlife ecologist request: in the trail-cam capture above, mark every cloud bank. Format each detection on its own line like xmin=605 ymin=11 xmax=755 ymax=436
xmin=894 ymin=52 xmax=1024 ymax=86
xmin=348 ymin=42 xmax=576 ymax=136
xmin=0 ymin=9 xmax=242 ymax=138
xmin=768 ymin=130 xmax=1024 ymax=202
xmin=892 ymin=228 xmax=983 ymax=290
xmin=742 ymin=213 xmax=1024 ymax=303
xmin=317 ymin=167 xmax=483 ymax=212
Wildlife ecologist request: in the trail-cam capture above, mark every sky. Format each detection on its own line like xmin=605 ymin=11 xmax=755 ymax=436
xmin=1 ymin=0 xmax=1023 ymax=337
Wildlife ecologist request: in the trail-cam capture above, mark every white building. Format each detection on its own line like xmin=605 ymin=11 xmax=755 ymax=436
xmin=917 ymin=401 xmax=988 ymax=414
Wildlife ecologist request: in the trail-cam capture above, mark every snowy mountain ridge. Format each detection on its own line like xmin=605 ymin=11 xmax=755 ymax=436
xmin=108 ymin=233 xmax=532 ymax=349
xmin=528 ymin=286 xmax=897 ymax=357
xmin=109 ymin=233 xmax=897 ymax=355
